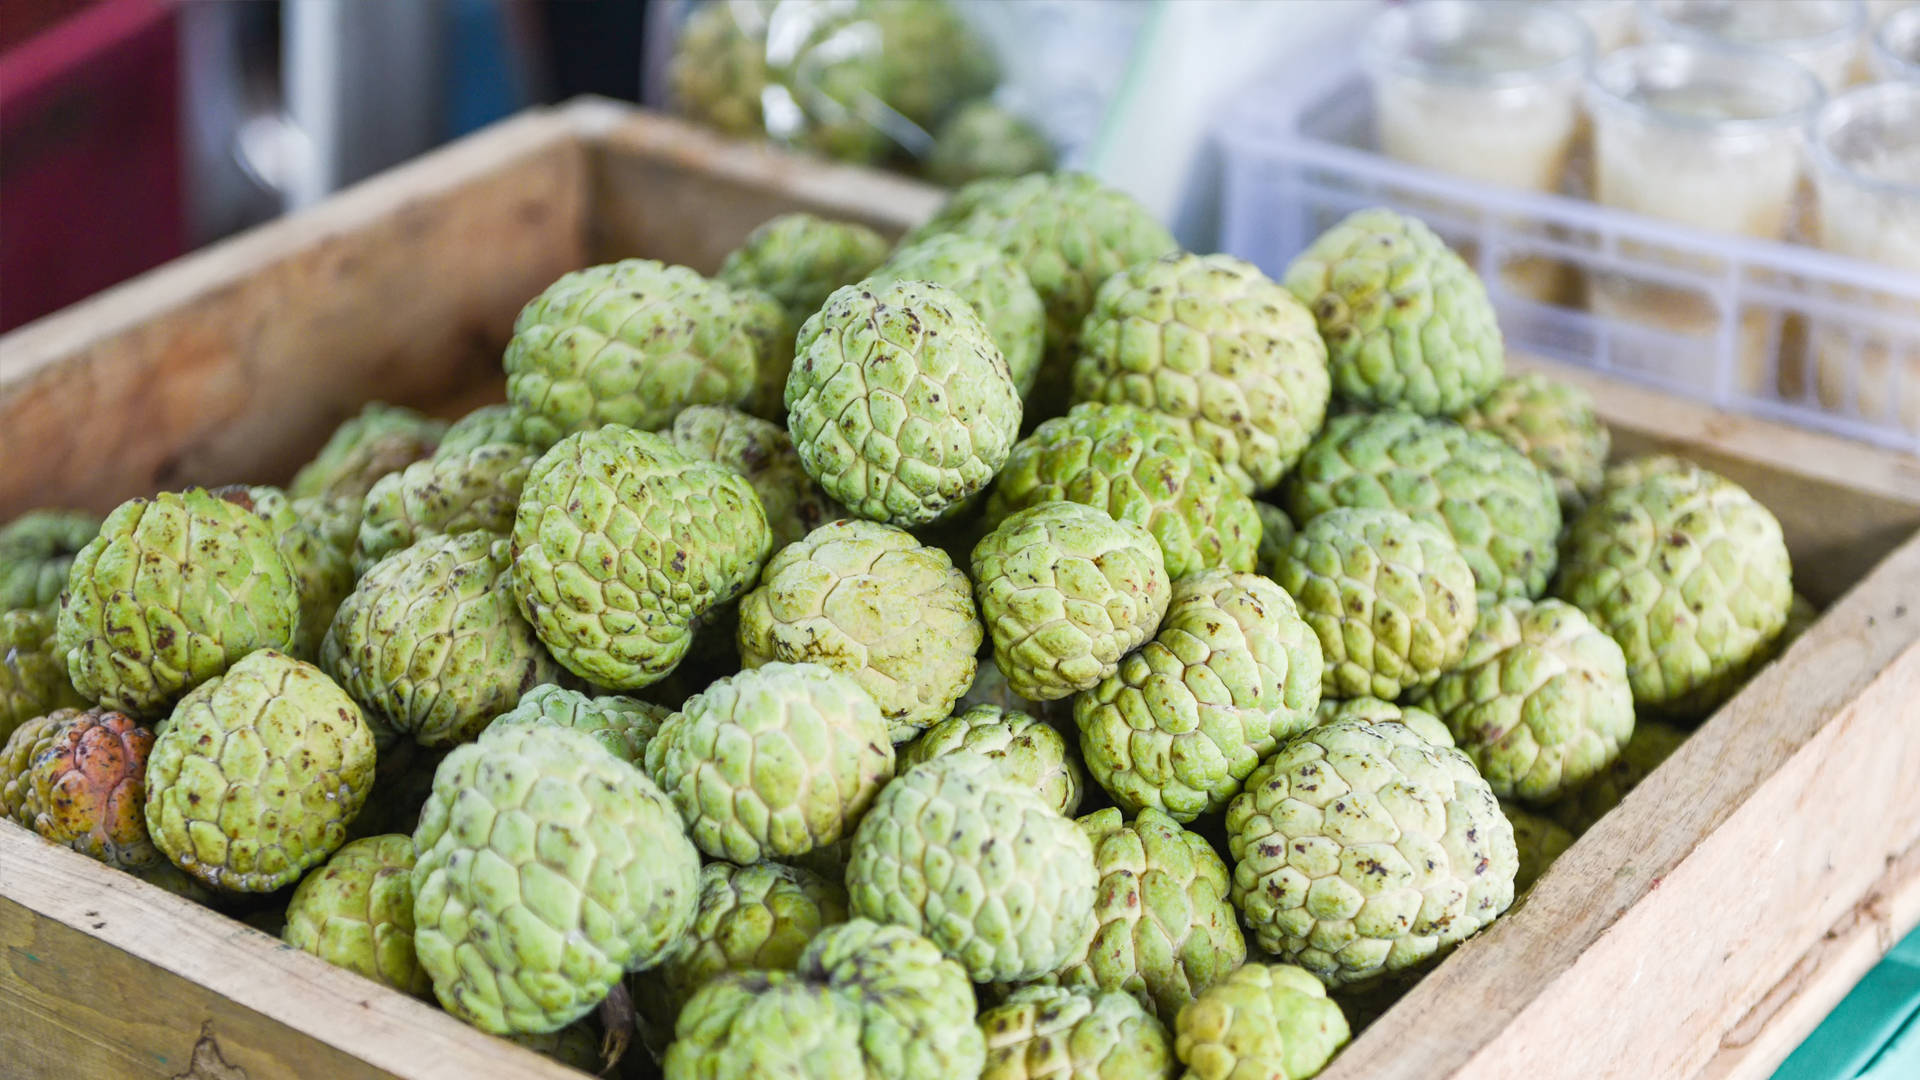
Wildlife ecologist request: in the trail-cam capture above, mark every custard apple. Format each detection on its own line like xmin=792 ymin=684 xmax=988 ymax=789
xmin=980 ymin=986 xmax=1175 ymax=1080
xmin=1073 ymin=253 xmax=1330 ymax=493
xmin=146 ymin=650 xmax=376 ymax=891
xmin=925 ymin=101 xmax=1055 ymax=188
xmin=1310 ymin=697 xmax=1453 ymax=748
xmin=1452 ymin=373 xmax=1610 ymax=512
xmin=1077 ymin=570 xmax=1322 ymax=822
xmin=283 ymin=833 xmax=431 ymax=996
xmin=1 ymin=710 xmax=70 ymax=823
xmin=290 ymin=403 xmax=447 ymax=502
xmin=957 ymin=654 xmax=1064 ymax=725
xmin=869 ymin=232 xmax=1045 ymax=399
xmin=1253 ymin=504 xmax=1296 ymax=579
xmin=436 ymin=403 xmax=539 ymax=458
xmin=900 ymin=703 xmax=1086 ymax=817
xmin=1502 ymin=801 xmax=1575 ymax=892
xmin=1172 ymin=963 xmax=1349 ymax=1080
xmin=489 ymin=683 xmax=667 ymax=768
xmin=22 ymin=707 xmax=158 ymax=870
xmin=1226 ymin=717 xmax=1517 ymax=988
xmin=986 ymin=403 xmax=1261 ymax=580
xmin=0 ymin=510 xmax=100 ymax=610
xmin=1282 ymin=207 xmax=1503 ymax=415
xmin=668 ymin=0 xmax=771 ymax=141
xmin=666 ymin=404 xmax=839 ymax=550
xmin=58 ymin=489 xmax=300 ymax=716
xmin=717 ymin=213 xmax=890 ymax=337
xmin=1273 ymin=507 xmax=1478 ymax=700
xmin=353 ymin=443 xmax=535 ymax=573
xmin=1549 ymin=719 xmax=1688 ymax=834
xmin=0 ymin=607 xmax=83 ymax=742
xmin=212 ymin=485 xmax=355 ymax=660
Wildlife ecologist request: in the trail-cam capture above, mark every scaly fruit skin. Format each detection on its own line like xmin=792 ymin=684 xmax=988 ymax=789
xmin=732 ymin=285 xmax=800 ymax=421
xmin=987 ymin=404 xmax=1261 ymax=580
xmin=1452 ymin=373 xmax=1610 ymax=513
xmin=58 ymin=489 xmax=300 ymax=717
xmin=1284 ymin=412 xmax=1562 ymax=602
xmin=1077 ymin=571 xmax=1323 ymax=823
xmin=1 ymin=710 xmax=71 ymax=823
xmin=902 ymin=703 xmax=1086 ymax=817
xmin=1310 ymin=697 xmax=1453 ymax=748
xmin=925 ymin=102 xmax=1056 ymax=188
xmin=488 ymin=684 xmax=666 ymax=768
xmin=435 ymin=403 xmax=538 ymax=458
xmin=668 ymin=0 xmax=771 ymax=141
xmin=0 ymin=608 xmax=83 ymax=742
xmin=1074 ymin=253 xmax=1331 ymax=494
xmin=972 ymin=501 xmax=1172 ymax=702
xmin=717 ymin=213 xmax=890 ymax=337
xmin=1549 ymin=719 xmax=1688 ymax=834
xmin=981 ymin=986 xmax=1175 ymax=1080
xmin=213 ymin=486 xmax=355 ymax=661
xmin=958 ymin=655 xmax=1065 ymax=725
xmin=1282 ymin=207 xmax=1503 ymax=415
xmin=645 ymin=662 xmax=896 ymax=864
xmin=146 ymin=650 xmax=376 ymax=891
xmin=25 ymin=708 xmax=158 ymax=870
xmin=1173 ymin=964 xmax=1349 ymax=1080
xmin=353 ymin=444 xmax=535 ymax=573
xmin=504 ymin=260 xmax=763 ymax=443
xmin=511 ymin=425 xmax=772 ymax=690
xmin=737 ymin=519 xmax=980 ymax=742
xmin=0 ymin=510 xmax=100 ymax=610
xmin=847 ymin=752 xmax=1098 ymax=982
xmin=665 ymin=918 xmax=985 ymax=1080
xmin=1227 ymin=718 xmax=1518 ymax=989
xmin=283 ymin=834 xmax=430 ymax=996
xmin=1253 ymin=504 xmax=1295 ymax=580
xmin=667 ymin=404 xmax=839 ymax=550
xmin=1274 ymin=507 xmax=1478 ymax=700
xmin=1502 ymin=801 xmax=1575 ymax=892
xmin=1554 ymin=460 xmax=1792 ymax=718
xmin=290 ymin=403 xmax=447 ymax=502
xmin=1412 ymin=599 xmax=1635 ymax=804
xmin=1031 ymin=807 xmax=1247 ymax=1024
xmin=411 ymin=723 xmax=699 ymax=1035
xmin=788 ymin=279 xmax=1022 ymax=527
xmin=322 ymin=532 xmax=563 ymax=748
xmin=870 ymin=233 xmax=1046 ymax=399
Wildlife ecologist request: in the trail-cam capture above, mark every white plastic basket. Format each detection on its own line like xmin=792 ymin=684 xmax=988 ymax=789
xmin=1216 ymin=58 xmax=1920 ymax=454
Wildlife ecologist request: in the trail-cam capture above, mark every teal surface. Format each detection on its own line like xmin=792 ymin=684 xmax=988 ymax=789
xmin=1773 ymin=923 xmax=1920 ymax=1080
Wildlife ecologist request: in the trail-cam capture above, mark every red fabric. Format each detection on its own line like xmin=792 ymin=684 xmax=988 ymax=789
xmin=0 ymin=0 xmax=183 ymax=333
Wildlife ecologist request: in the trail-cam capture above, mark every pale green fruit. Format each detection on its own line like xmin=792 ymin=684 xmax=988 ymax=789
xmin=926 ymin=101 xmax=1056 ymax=188
xmin=214 ymin=485 xmax=356 ymax=660
xmin=847 ymin=752 xmax=1098 ymax=982
xmin=0 ymin=510 xmax=100 ymax=610
xmin=1453 ymin=373 xmax=1610 ymax=513
xmin=1253 ymin=504 xmax=1295 ymax=579
xmin=1310 ymin=697 xmax=1453 ymax=748
xmin=666 ymin=404 xmax=839 ymax=550
xmin=0 ymin=607 xmax=83 ymax=743
xmin=870 ymin=233 xmax=1046 ymax=399
xmin=668 ymin=0 xmax=771 ymax=140
xmin=1226 ymin=718 xmax=1517 ymax=989
xmin=1549 ymin=719 xmax=1688 ymax=834
xmin=1077 ymin=571 xmax=1322 ymax=822
xmin=435 ymin=403 xmax=539 ymax=458
xmin=1502 ymin=801 xmax=1575 ymax=892
xmin=487 ymin=683 xmax=666 ymax=768
xmin=981 ymin=986 xmax=1175 ymax=1080
xmin=1283 ymin=207 xmax=1503 ymax=415
xmin=353 ymin=444 xmax=535 ymax=574
xmin=1 ymin=710 xmax=71 ymax=823
xmin=957 ymin=654 xmax=1065 ymax=725
xmin=1172 ymin=964 xmax=1349 ymax=1080
xmin=290 ymin=403 xmax=447 ymax=502
xmin=717 ymin=213 xmax=890 ymax=336
xmin=900 ymin=703 xmax=1085 ymax=817
xmin=283 ymin=834 xmax=430 ymax=996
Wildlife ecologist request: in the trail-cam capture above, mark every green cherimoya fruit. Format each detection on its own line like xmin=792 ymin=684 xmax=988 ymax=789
xmin=847 ymin=752 xmax=1098 ymax=982
xmin=1284 ymin=411 xmax=1562 ymax=602
xmin=986 ymin=403 xmax=1261 ymax=580
xmin=21 ymin=706 xmax=158 ymax=871
xmin=664 ymin=918 xmax=985 ymax=1080
xmin=1033 ymin=807 xmax=1247 ymax=1024
xmin=1310 ymin=697 xmax=1453 ymax=748
xmin=1502 ymin=801 xmax=1575 ymax=892
xmin=1226 ymin=717 xmax=1517 ymax=989
xmin=1553 ymin=459 xmax=1792 ymax=719
xmin=1173 ymin=963 xmax=1349 ymax=1080
xmin=737 ymin=519 xmax=980 ymax=742
xmin=901 ymin=703 xmax=1086 ymax=817
xmin=322 ymin=532 xmax=564 ymax=748
xmin=412 ymin=722 xmax=699 ymax=1035
xmin=0 ymin=510 xmax=100 ymax=610
xmin=958 ymin=654 xmax=1064 ymax=725
xmin=730 ymin=285 xmax=800 ymax=422
xmin=646 ymin=662 xmax=896 ymax=864
xmin=58 ymin=489 xmax=300 ymax=717
xmin=1253 ymin=503 xmax=1296 ymax=579
xmin=435 ymin=403 xmax=538 ymax=458
xmin=925 ymin=101 xmax=1056 ymax=189
xmin=212 ymin=486 xmax=355 ymax=661
xmin=787 ymin=279 xmax=1022 ymax=527
xmin=1412 ymin=598 xmax=1634 ymax=804
xmin=981 ymin=986 xmax=1175 ymax=1080
xmin=283 ymin=834 xmax=430 ymax=996
xmin=146 ymin=650 xmax=376 ymax=891
xmin=666 ymin=404 xmax=839 ymax=550
xmin=1073 ymin=253 xmax=1331 ymax=494
xmin=870 ymin=232 xmax=1046 ymax=400
xmin=717 ymin=213 xmax=891 ymax=337
xmin=1549 ymin=719 xmax=1688 ymax=834
xmin=1 ymin=710 xmax=70 ymax=823
xmin=504 ymin=259 xmax=765 ymax=444
xmin=1282 ymin=206 xmax=1503 ymax=415
xmin=353 ymin=444 xmax=535 ymax=573
xmin=1077 ymin=570 xmax=1323 ymax=823
xmin=488 ymin=683 xmax=666 ymax=768
xmin=1452 ymin=373 xmax=1610 ymax=513
xmin=1274 ymin=507 xmax=1478 ymax=700
xmin=1 ymin=607 xmax=83 ymax=742
xmin=972 ymin=501 xmax=1172 ymax=702
xmin=859 ymin=0 xmax=1000 ymax=130
xmin=668 ymin=0 xmax=770 ymax=140
xmin=511 ymin=425 xmax=772 ymax=690
xmin=290 ymin=403 xmax=448 ymax=502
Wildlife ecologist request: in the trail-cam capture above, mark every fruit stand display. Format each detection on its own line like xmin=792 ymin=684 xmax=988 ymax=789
xmin=2 ymin=99 xmax=1919 ymax=1080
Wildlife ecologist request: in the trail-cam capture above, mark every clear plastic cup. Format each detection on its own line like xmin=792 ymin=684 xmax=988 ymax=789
xmin=1557 ymin=0 xmax=1640 ymax=53
xmin=1637 ymin=0 xmax=1866 ymax=92
xmin=1873 ymin=6 xmax=1920 ymax=81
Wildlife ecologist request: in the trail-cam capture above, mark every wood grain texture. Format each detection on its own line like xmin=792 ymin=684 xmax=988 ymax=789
xmin=0 ymin=827 xmax=581 ymax=1080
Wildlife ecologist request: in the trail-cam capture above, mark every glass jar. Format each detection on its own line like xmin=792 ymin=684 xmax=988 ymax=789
xmin=1872 ymin=5 xmax=1920 ymax=81
xmin=1637 ymin=0 xmax=1865 ymax=92
xmin=1557 ymin=0 xmax=1640 ymax=53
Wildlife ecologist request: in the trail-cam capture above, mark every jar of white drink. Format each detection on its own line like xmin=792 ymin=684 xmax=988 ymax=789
xmin=1364 ymin=0 xmax=1593 ymax=302
xmin=1872 ymin=5 xmax=1920 ymax=82
xmin=1637 ymin=0 xmax=1864 ymax=92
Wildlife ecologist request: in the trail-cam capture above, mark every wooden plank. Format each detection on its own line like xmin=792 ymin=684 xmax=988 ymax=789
xmin=0 ymin=108 xmax=591 ymax=519
xmin=1321 ymin=531 xmax=1920 ymax=1080
xmin=0 ymin=827 xmax=582 ymax=1080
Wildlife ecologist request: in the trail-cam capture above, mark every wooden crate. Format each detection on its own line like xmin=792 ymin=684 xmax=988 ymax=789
xmin=2 ymin=98 xmax=1918 ymax=1080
